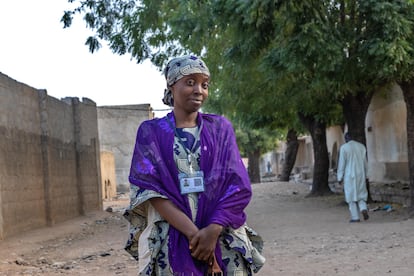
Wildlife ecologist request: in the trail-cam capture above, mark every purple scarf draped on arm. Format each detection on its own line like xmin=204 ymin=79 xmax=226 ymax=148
xmin=129 ymin=112 xmax=252 ymax=275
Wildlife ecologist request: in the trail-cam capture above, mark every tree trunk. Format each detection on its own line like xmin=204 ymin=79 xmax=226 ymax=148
xmin=247 ymin=149 xmax=261 ymax=184
xmin=279 ymin=129 xmax=299 ymax=181
xmin=341 ymin=91 xmax=374 ymax=145
xmin=341 ymin=90 xmax=374 ymax=202
xmin=298 ymin=113 xmax=332 ymax=196
xmin=398 ymin=80 xmax=414 ymax=216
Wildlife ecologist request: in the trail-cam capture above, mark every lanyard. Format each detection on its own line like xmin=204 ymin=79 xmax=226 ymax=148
xmin=167 ymin=116 xmax=203 ymax=169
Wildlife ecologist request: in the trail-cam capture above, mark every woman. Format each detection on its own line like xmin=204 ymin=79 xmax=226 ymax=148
xmin=124 ymin=55 xmax=265 ymax=275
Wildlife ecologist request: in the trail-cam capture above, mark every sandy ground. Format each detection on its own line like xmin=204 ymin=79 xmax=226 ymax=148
xmin=0 ymin=181 xmax=413 ymax=276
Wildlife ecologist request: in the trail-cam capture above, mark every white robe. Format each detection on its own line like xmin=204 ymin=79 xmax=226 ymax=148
xmin=337 ymin=140 xmax=368 ymax=203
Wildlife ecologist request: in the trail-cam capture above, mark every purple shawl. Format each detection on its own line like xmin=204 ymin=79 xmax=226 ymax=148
xmin=129 ymin=112 xmax=252 ymax=275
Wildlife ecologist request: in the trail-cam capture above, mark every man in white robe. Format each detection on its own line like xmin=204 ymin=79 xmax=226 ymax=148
xmin=337 ymin=132 xmax=369 ymax=222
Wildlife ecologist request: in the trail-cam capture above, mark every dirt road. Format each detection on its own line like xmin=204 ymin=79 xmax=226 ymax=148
xmin=1 ymin=181 xmax=413 ymax=275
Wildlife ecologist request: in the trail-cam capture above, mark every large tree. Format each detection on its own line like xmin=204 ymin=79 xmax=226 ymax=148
xmin=341 ymin=0 xmax=414 ymax=211
xmin=383 ymin=2 xmax=414 ymax=215
xmin=63 ymin=0 xmax=286 ymax=183
xmin=229 ymin=0 xmax=414 ymax=205
xmin=63 ymin=0 xmax=341 ymax=195
xmin=368 ymin=0 xmax=414 ymax=217
xmin=63 ymin=0 xmax=414 ymax=203
xmin=399 ymin=81 xmax=414 ymax=215
xmin=216 ymin=0 xmax=344 ymax=195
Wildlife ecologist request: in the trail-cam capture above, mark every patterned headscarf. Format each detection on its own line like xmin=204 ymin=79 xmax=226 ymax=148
xmin=162 ymin=55 xmax=210 ymax=107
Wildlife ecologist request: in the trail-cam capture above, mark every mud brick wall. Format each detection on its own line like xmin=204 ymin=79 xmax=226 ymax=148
xmin=0 ymin=76 xmax=46 ymax=240
xmin=0 ymin=72 xmax=101 ymax=239
xmin=97 ymin=104 xmax=153 ymax=193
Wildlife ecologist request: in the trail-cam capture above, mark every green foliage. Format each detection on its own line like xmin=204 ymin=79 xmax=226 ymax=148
xmin=332 ymin=0 xmax=414 ymax=91
xmin=358 ymin=0 xmax=414 ymax=82
xmin=62 ymin=0 xmax=189 ymax=65
xmin=234 ymin=126 xmax=280 ymax=158
xmin=63 ymin=0 xmax=414 ymax=138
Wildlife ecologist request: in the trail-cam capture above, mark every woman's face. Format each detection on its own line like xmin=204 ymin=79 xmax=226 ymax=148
xmin=170 ymin=73 xmax=209 ymax=114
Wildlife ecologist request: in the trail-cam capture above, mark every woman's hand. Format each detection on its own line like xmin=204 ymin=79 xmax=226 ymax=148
xmin=189 ymin=223 xmax=223 ymax=262
xmin=149 ymin=198 xmax=199 ymax=240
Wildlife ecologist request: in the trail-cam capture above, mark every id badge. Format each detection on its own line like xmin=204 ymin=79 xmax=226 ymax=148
xmin=178 ymin=171 xmax=205 ymax=194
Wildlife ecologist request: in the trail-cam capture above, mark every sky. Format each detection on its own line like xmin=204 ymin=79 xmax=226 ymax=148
xmin=0 ymin=0 xmax=171 ymax=117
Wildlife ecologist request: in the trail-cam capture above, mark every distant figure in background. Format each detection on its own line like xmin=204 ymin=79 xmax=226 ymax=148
xmin=337 ymin=132 xmax=369 ymax=223
xmin=267 ymin=161 xmax=271 ymax=174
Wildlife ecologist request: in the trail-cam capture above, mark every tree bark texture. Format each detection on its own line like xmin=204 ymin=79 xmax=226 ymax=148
xmin=398 ymin=81 xmax=414 ymax=215
xmin=280 ymin=129 xmax=299 ymax=181
xmin=340 ymin=91 xmax=374 ymax=145
xmin=248 ymin=149 xmax=261 ymax=184
xmin=298 ymin=113 xmax=332 ymax=196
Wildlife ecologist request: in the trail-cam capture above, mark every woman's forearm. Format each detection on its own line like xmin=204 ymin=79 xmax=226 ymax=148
xmin=149 ymin=197 xmax=199 ymax=240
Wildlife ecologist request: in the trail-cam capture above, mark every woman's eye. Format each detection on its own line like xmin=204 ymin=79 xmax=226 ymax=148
xmin=187 ymin=79 xmax=195 ymax=86
xmin=202 ymin=83 xmax=209 ymax=89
